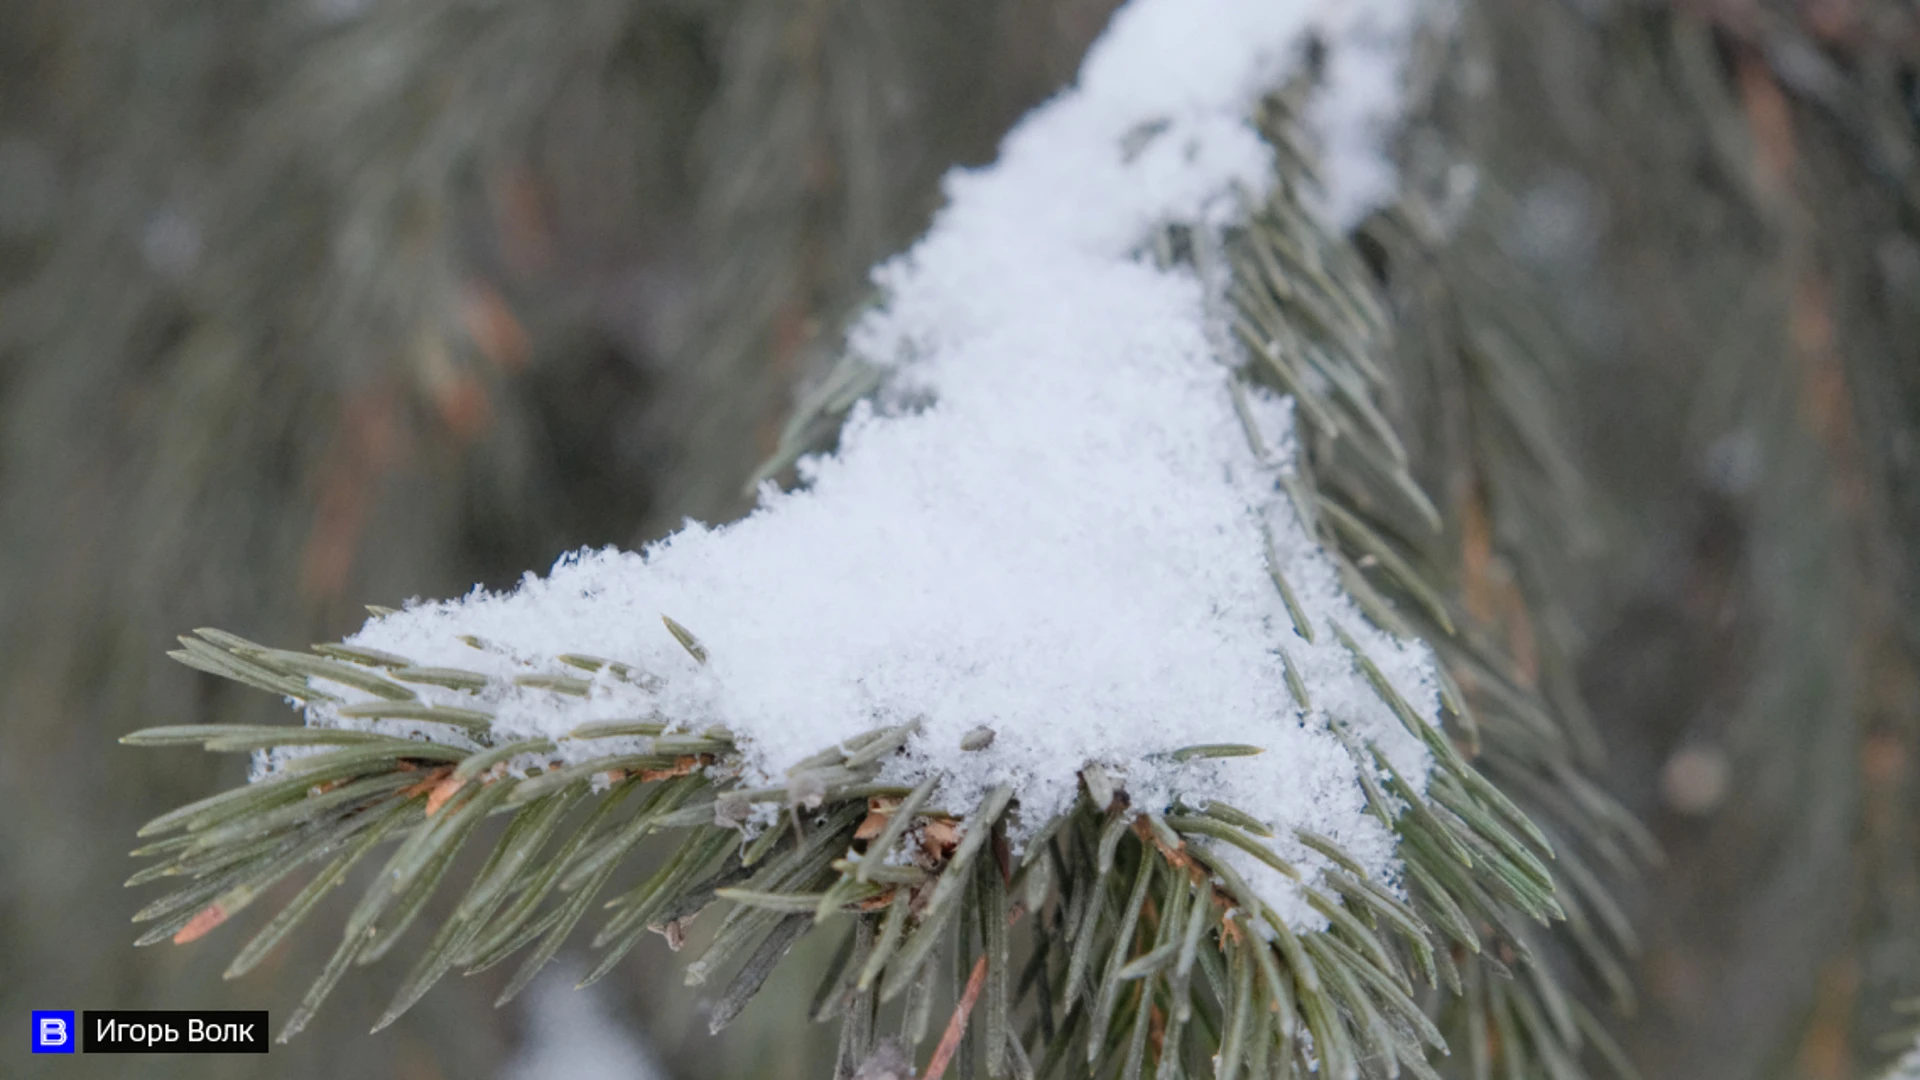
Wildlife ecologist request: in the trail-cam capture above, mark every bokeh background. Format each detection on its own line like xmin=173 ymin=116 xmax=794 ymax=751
xmin=3 ymin=1 xmax=1918 ymax=1078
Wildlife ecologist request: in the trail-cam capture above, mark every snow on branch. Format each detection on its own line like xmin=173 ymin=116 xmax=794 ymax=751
xmin=292 ymin=0 xmax=1432 ymax=931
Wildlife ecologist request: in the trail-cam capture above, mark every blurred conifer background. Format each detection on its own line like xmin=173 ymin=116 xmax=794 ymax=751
xmin=2 ymin=1 xmax=1917 ymax=1078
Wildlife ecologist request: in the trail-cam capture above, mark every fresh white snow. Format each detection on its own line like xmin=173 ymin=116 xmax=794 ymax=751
xmin=286 ymin=0 xmax=1435 ymax=930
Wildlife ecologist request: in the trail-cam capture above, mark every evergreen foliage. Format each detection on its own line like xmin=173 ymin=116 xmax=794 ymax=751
xmin=123 ymin=52 xmax=1648 ymax=1078
xmin=4 ymin=0 xmax=1906 ymax=1076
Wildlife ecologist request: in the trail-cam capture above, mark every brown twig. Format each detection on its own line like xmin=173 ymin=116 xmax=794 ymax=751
xmin=923 ymin=954 xmax=990 ymax=1080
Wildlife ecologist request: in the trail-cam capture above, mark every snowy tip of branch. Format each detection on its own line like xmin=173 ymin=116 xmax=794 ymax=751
xmin=292 ymin=0 xmax=1438 ymax=931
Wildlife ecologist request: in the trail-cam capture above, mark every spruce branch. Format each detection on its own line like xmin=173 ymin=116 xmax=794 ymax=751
xmin=121 ymin=10 xmax=1650 ymax=1080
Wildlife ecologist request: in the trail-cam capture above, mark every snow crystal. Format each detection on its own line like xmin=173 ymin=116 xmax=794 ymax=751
xmin=295 ymin=0 xmax=1435 ymax=929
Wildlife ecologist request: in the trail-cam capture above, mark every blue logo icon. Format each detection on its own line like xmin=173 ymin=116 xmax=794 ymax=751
xmin=32 ymin=1011 xmax=75 ymax=1053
